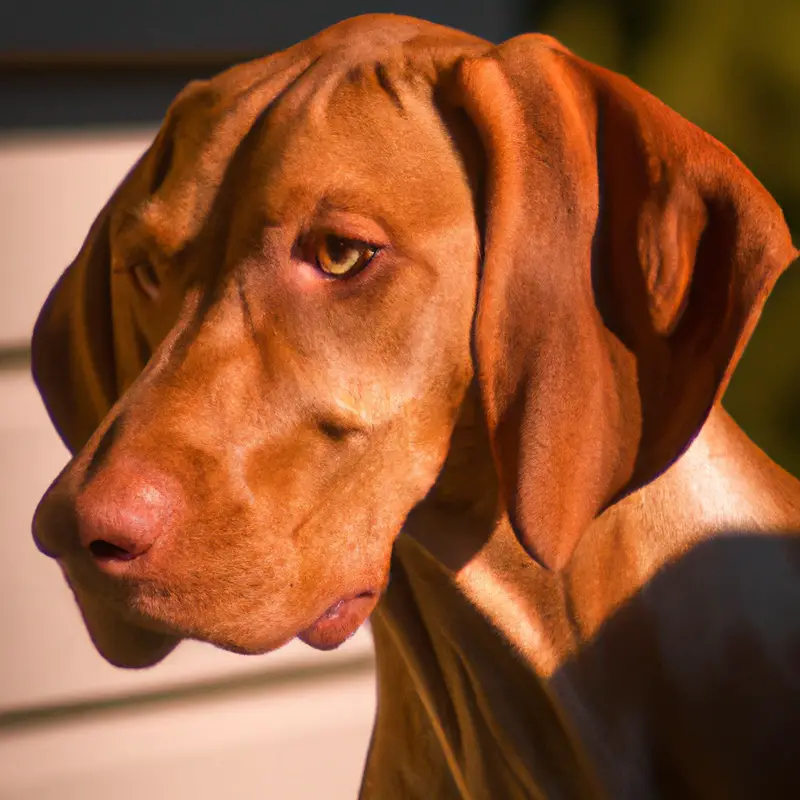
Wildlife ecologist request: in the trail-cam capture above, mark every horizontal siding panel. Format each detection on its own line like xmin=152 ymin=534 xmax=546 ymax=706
xmin=0 ymin=671 xmax=375 ymax=799
xmin=0 ymin=369 xmax=374 ymax=712
xmin=0 ymin=129 xmax=156 ymax=344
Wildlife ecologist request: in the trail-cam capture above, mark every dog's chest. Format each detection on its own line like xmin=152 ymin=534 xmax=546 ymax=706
xmin=364 ymin=534 xmax=606 ymax=799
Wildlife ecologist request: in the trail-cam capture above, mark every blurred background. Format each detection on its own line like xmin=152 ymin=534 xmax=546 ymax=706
xmin=0 ymin=1 xmax=797 ymax=798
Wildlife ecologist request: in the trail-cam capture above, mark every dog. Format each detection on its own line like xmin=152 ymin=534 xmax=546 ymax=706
xmin=31 ymin=14 xmax=800 ymax=799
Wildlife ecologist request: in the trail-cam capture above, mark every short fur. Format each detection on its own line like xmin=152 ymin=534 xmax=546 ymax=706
xmin=32 ymin=15 xmax=800 ymax=798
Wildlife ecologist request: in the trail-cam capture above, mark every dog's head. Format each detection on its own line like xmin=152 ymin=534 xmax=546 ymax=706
xmin=32 ymin=15 xmax=796 ymax=667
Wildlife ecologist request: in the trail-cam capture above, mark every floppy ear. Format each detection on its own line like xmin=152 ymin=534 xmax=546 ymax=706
xmin=31 ymin=126 xmax=166 ymax=456
xmin=32 ymin=202 xmax=122 ymax=456
xmin=451 ymin=35 xmax=798 ymax=570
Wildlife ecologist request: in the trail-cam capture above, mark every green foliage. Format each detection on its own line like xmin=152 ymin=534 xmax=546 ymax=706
xmin=534 ymin=0 xmax=800 ymax=476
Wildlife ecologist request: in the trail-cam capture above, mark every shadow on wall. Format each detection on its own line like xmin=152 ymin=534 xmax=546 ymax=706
xmin=530 ymin=0 xmax=800 ymax=478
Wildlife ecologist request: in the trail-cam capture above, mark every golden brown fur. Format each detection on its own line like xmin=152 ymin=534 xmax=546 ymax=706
xmin=31 ymin=15 xmax=800 ymax=798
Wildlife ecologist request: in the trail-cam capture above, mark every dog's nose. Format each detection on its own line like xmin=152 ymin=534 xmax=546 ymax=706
xmin=75 ymin=464 xmax=182 ymax=562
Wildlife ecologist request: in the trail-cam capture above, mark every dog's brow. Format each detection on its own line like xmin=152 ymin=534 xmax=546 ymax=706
xmin=112 ymin=209 xmax=159 ymax=249
xmin=122 ymin=202 xmax=191 ymax=258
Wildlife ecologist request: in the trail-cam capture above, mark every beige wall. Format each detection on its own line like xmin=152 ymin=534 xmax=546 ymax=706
xmin=0 ymin=131 xmax=376 ymax=799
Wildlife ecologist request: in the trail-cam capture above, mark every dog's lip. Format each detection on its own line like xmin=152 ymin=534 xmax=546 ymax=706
xmin=297 ymin=590 xmax=378 ymax=651
xmin=48 ymin=543 xmax=163 ymax=613
xmin=44 ymin=542 xmax=380 ymax=654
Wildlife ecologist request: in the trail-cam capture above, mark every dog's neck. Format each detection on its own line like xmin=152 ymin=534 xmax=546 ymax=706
xmin=365 ymin=403 xmax=800 ymax=796
xmin=387 ymin=400 xmax=800 ymax=671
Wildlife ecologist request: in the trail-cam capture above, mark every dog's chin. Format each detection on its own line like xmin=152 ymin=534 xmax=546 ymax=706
xmin=74 ymin=586 xmax=181 ymax=669
xmin=68 ymin=560 xmax=382 ymax=663
xmin=73 ymin=583 xmax=379 ymax=665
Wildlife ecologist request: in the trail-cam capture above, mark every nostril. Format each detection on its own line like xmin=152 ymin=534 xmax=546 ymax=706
xmin=88 ymin=539 xmax=139 ymax=562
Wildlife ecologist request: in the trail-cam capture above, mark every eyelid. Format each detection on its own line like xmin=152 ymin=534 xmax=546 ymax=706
xmin=308 ymin=210 xmax=391 ymax=249
xmin=295 ymin=212 xmax=386 ymax=257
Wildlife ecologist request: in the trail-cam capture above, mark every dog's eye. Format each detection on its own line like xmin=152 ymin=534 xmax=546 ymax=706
xmin=315 ymin=235 xmax=377 ymax=277
xmin=131 ymin=261 xmax=161 ymax=300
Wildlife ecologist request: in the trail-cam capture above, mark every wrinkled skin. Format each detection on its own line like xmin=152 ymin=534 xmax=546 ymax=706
xmin=31 ymin=14 xmax=800 ymax=799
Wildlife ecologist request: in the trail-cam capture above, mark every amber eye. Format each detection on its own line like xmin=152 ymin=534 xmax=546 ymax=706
xmin=131 ymin=261 xmax=161 ymax=300
xmin=314 ymin=235 xmax=377 ymax=277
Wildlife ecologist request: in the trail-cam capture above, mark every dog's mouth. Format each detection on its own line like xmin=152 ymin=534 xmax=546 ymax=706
xmin=56 ymin=544 xmax=382 ymax=665
xmin=297 ymin=591 xmax=379 ymax=650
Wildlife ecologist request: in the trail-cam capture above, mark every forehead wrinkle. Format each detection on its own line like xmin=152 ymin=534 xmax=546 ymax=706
xmin=267 ymin=36 xmax=456 ymax=138
xmin=327 ymin=51 xmax=427 ymax=121
xmin=263 ymin=47 xmax=407 ymax=139
xmin=275 ymin=56 xmax=352 ymax=129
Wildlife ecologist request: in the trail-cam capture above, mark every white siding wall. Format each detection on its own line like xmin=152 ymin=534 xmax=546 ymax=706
xmin=0 ymin=131 xmax=376 ymax=799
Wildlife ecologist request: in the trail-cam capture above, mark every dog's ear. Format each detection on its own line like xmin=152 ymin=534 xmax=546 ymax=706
xmin=31 ymin=121 xmax=173 ymax=456
xmin=32 ymin=197 xmax=123 ymax=456
xmin=451 ymin=35 xmax=798 ymax=570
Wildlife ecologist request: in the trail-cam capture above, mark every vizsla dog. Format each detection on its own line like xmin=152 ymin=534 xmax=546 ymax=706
xmin=31 ymin=14 xmax=800 ymax=799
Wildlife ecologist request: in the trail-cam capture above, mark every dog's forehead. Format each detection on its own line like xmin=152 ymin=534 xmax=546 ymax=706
xmin=131 ymin=16 xmax=487 ymax=253
xmin=241 ymin=72 xmax=473 ymax=228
